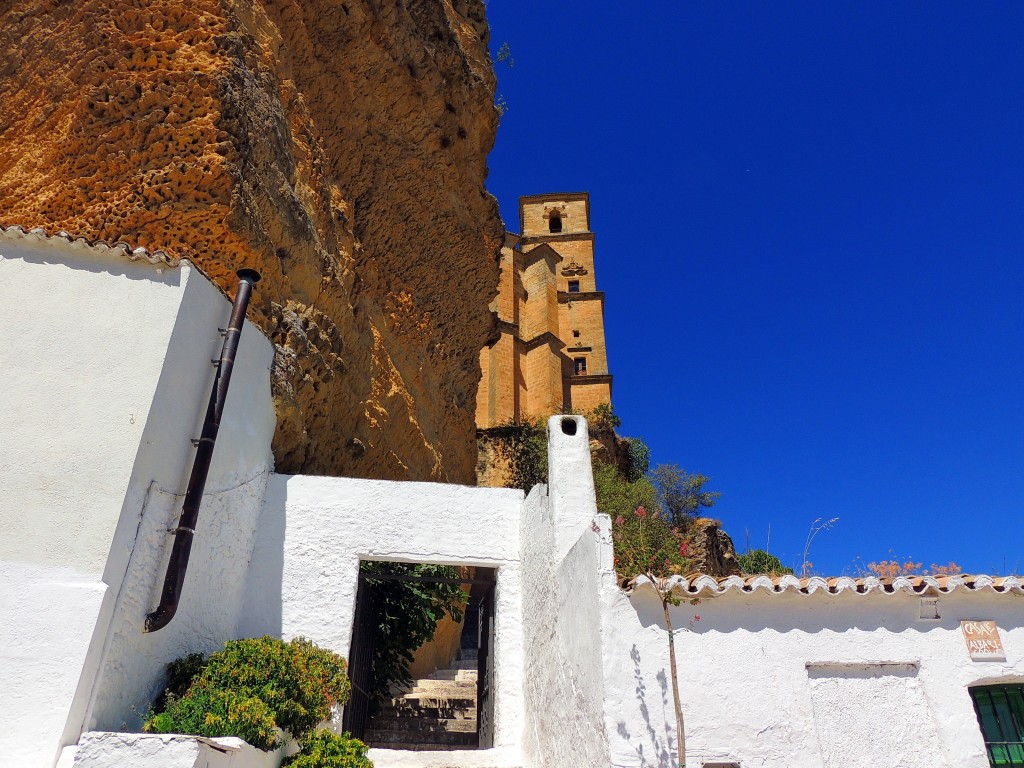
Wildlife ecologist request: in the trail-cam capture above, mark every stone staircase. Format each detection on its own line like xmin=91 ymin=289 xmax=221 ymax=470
xmin=366 ymin=652 xmax=479 ymax=750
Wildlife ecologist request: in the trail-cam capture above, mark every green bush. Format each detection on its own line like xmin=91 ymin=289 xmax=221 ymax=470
xmin=144 ymin=636 xmax=351 ymax=751
xmin=282 ymin=730 xmax=373 ymax=768
xmin=593 ymin=461 xmax=658 ymax=525
xmin=737 ymin=548 xmax=793 ymax=576
xmin=623 ymin=437 xmax=651 ymax=482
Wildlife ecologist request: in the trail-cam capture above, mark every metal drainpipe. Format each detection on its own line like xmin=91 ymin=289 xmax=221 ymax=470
xmin=145 ymin=268 xmax=262 ymax=633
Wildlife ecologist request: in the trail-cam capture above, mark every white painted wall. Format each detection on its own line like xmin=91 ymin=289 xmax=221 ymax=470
xmin=240 ymin=475 xmax=527 ymax=767
xmin=601 ymin=569 xmax=1024 ymax=768
xmin=519 ymin=416 xmax=612 ymax=768
xmin=82 ymin=260 xmax=276 ymax=738
xmin=0 ymin=233 xmax=276 ymax=767
xmin=70 ymin=731 xmax=282 ymax=768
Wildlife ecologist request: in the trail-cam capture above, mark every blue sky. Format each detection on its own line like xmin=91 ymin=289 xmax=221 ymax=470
xmin=482 ymin=2 xmax=1024 ymax=576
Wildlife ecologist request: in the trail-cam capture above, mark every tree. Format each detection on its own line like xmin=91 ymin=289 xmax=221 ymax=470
xmin=651 ymin=464 xmax=720 ymax=530
xmin=611 ymin=503 xmax=694 ymax=767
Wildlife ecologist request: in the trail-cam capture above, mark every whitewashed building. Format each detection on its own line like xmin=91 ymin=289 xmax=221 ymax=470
xmin=1 ymin=228 xmax=1022 ymax=768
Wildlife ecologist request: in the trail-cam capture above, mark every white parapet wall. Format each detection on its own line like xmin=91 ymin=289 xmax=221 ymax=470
xmin=518 ymin=416 xmax=612 ymax=768
xmin=601 ymin=568 xmax=1024 ymax=768
xmin=71 ymin=731 xmax=283 ymax=768
xmin=0 ymin=230 xmax=276 ymax=767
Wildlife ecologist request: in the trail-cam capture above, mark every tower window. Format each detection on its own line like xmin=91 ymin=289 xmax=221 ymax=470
xmin=549 ymin=211 xmax=562 ymax=233
xmin=574 ymin=357 xmax=587 ymax=375
xmin=573 ymin=330 xmax=580 ymax=338
xmin=568 ymin=280 xmax=580 ymax=293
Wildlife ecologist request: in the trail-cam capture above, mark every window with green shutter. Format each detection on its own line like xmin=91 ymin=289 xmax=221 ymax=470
xmin=971 ymin=685 xmax=1024 ymax=767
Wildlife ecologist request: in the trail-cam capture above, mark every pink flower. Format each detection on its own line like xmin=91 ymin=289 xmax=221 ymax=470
xmin=679 ymin=542 xmax=689 ymax=556
xmin=635 ymin=506 xmax=648 ymax=518
xmin=694 ymin=614 xmax=701 ymax=622
xmin=615 ymin=516 xmax=625 ymax=526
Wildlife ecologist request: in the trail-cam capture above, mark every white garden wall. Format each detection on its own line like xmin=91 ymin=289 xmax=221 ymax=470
xmin=71 ymin=731 xmax=282 ymax=768
xmin=602 ymin=570 xmax=1024 ymax=768
xmin=239 ymin=474 xmax=527 ymax=767
xmin=0 ymin=230 xmax=276 ymax=767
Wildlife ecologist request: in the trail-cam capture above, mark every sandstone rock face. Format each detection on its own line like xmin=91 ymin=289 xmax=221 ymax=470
xmin=686 ymin=518 xmax=742 ymax=577
xmin=0 ymin=0 xmax=502 ymax=481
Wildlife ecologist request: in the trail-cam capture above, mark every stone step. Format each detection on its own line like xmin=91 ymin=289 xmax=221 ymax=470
xmin=429 ymin=669 xmax=477 ymax=681
xmin=367 ymin=742 xmax=479 ymax=751
xmin=366 ymin=730 xmax=477 ymax=746
xmin=449 ymin=659 xmax=478 ymax=671
xmin=381 ymin=704 xmax=477 ymax=719
xmin=410 ymin=680 xmax=476 ymax=695
xmin=391 ymin=693 xmax=477 ymax=709
xmin=370 ymin=716 xmax=477 ymax=734
xmin=459 ymin=649 xmax=478 ymax=661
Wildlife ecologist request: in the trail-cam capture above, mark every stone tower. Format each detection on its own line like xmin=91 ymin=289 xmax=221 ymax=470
xmin=476 ymin=192 xmax=612 ymax=428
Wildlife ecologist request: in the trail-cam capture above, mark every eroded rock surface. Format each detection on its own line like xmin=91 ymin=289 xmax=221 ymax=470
xmin=0 ymin=0 xmax=502 ymax=481
xmin=686 ymin=518 xmax=742 ymax=577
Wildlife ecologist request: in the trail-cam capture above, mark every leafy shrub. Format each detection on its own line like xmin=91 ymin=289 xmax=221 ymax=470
xmin=594 ymin=461 xmax=658 ymax=525
xmin=623 ymin=437 xmax=651 ymax=482
xmin=152 ymin=652 xmax=206 ymax=713
xmin=282 ymin=730 xmax=373 ymax=768
xmin=145 ymin=682 xmax=279 ymax=749
xmin=144 ymin=636 xmax=350 ymax=750
xmin=737 ymin=549 xmax=793 ymax=576
xmin=483 ymin=419 xmax=548 ymax=492
xmin=361 ymin=562 xmax=466 ymax=713
xmin=588 ymin=402 xmax=622 ymax=432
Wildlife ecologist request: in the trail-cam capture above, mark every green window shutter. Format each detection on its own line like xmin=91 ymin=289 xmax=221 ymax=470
xmin=971 ymin=685 xmax=1024 ymax=767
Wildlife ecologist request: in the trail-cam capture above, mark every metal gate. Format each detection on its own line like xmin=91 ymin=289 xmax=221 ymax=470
xmin=343 ymin=564 xmax=497 ymax=748
xmin=342 ymin=572 xmax=374 ymax=740
xmin=476 ymin=581 xmax=496 ymax=749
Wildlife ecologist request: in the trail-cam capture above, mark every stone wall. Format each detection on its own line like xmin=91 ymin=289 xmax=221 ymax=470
xmin=0 ymin=0 xmax=504 ymax=483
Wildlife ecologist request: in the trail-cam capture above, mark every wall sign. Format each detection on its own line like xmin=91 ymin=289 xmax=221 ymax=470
xmin=961 ymin=621 xmax=1006 ymax=661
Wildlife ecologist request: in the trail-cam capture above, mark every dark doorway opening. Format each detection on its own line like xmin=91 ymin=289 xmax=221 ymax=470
xmin=343 ymin=563 xmax=497 ymax=751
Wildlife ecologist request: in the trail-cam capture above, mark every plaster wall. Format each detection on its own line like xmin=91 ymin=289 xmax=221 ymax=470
xmin=0 ymin=236 xmax=276 ymax=767
xmin=601 ymin=568 xmax=1024 ymax=768
xmin=239 ymin=475 xmax=527 ymax=766
xmin=70 ymin=731 xmax=282 ymax=768
xmin=81 ymin=260 xmax=276 ymax=738
xmin=518 ymin=418 xmax=611 ymax=768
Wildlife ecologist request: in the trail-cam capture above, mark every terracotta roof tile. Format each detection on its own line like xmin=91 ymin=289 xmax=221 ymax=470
xmin=0 ymin=224 xmax=179 ymax=267
xmin=625 ymin=573 xmax=1024 ymax=597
